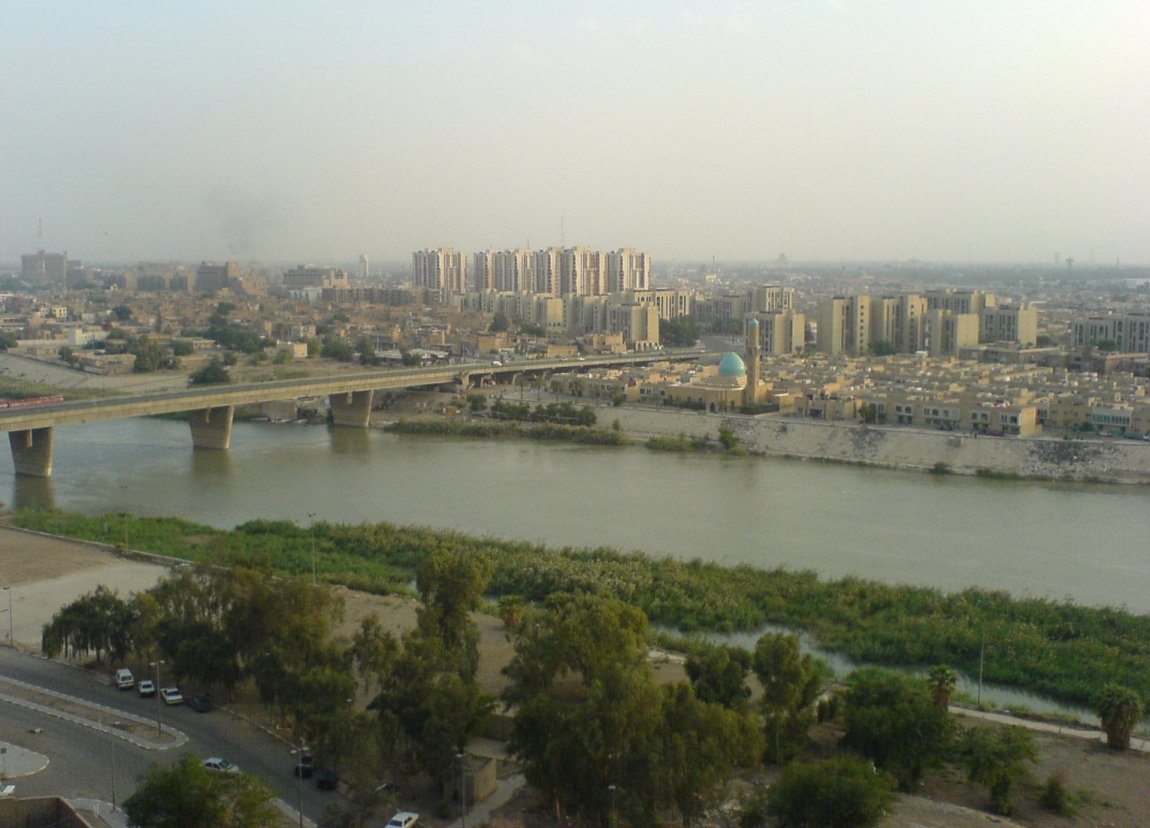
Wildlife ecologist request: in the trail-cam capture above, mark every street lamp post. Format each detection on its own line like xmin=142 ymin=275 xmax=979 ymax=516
xmin=608 ymin=784 xmax=617 ymax=828
xmin=456 ymin=752 xmax=467 ymax=828
xmin=1 ymin=586 xmax=11 ymax=647
xmin=111 ymin=721 xmax=122 ymax=811
xmin=291 ymin=741 xmax=308 ymax=828
xmin=150 ymin=660 xmax=165 ymax=735
xmin=307 ymin=512 xmax=317 ymax=586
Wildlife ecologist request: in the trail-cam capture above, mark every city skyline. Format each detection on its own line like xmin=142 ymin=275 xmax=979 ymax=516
xmin=3 ymin=1 xmax=1148 ymax=266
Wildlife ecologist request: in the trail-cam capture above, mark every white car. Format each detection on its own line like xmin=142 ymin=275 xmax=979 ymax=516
xmin=160 ymin=686 xmax=184 ymax=705
xmin=202 ymin=757 xmax=240 ymax=773
xmin=385 ymin=814 xmax=419 ymax=828
xmin=0 ymin=784 xmax=15 ymax=798
xmin=137 ymin=679 xmax=156 ymax=697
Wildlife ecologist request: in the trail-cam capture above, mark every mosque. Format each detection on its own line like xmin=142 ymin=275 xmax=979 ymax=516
xmin=660 ymin=318 xmax=766 ymax=412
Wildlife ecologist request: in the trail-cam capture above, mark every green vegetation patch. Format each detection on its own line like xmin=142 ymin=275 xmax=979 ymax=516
xmin=8 ymin=509 xmax=1150 ymax=710
xmin=384 ymin=418 xmax=629 ymax=445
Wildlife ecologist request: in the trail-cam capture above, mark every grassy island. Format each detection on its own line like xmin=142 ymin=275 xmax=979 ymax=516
xmin=8 ymin=509 xmax=1148 ymax=710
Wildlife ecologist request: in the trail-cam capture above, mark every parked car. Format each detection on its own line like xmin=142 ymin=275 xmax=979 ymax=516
xmin=186 ymin=695 xmax=213 ymax=713
xmin=0 ymin=784 xmax=15 ymax=798
xmin=202 ymin=757 xmax=240 ymax=773
xmin=136 ymin=679 xmax=156 ymax=698
xmin=115 ymin=668 xmax=135 ymax=689
xmin=385 ymin=813 xmax=419 ymax=828
xmin=160 ymin=686 xmax=184 ymax=705
xmin=293 ymin=754 xmax=315 ymax=778
xmin=315 ymin=768 xmax=339 ymax=790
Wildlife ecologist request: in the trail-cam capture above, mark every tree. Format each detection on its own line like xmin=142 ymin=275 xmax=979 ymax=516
xmin=758 ymin=756 xmax=896 ymax=828
xmin=357 ymin=337 xmax=379 ymax=366
xmin=467 ymin=393 xmax=488 ymax=414
xmin=752 ymin=633 xmax=823 ymax=763
xmin=112 ymin=304 xmax=133 ymax=321
xmin=58 ymin=345 xmax=80 ymax=367
xmin=867 ymin=340 xmax=897 ymax=356
xmin=172 ymin=339 xmax=195 ymax=356
xmin=963 ymin=725 xmax=1037 ymax=815
xmin=504 ymin=593 xmax=758 ymax=826
xmin=321 ymin=338 xmax=356 ymax=362
xmin=189 ymin=359 xmax=230 ymax=385
xmin=841 ymin=667 xmax=953 ymax=788
xmin=122 ymin=754 xmax=281 ymax=827
xmin=718 ymin=425 xmax=739 ymax=450
xmin=41 ymin=585 xmax=134 ymax=662
xmin=659 ymin=682 xmax=763 ymax=825
xmin=927 ymin=665 xmax=958 ymax=709
xmin=1097 ymin=684 xmax=1144 ymax=750
xmin=489 ymin=311 xmax=509 ymax=333
xmin=685 ymin=643 xmax=752 ymax=710
xmin=415 ymin=548 xmax=494 ymax=672
xmin=660 ymin=316 xmax=697 ymax=347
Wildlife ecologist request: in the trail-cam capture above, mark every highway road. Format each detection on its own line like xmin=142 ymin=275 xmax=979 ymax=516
xmin=0 ymin=647 xmax=376 ymax=824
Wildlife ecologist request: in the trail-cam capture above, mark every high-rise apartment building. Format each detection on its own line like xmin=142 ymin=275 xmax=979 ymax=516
xmin=816 ymin=295 xmax=872 ymax=355
xmin=872 ymin=294 xmax=928 ymax=352
xmin=471 ymin=251 xmax=497 ymax=292
xmin=750 ymin=285 xmax=795 ymax=313
xmin=925 ymin=289 xmax=996 ymax=315
xmin=606 ymin=248 xmax=651 ymax=293
xmin=412 ymin=248 xmax=465 ymax=300
xmin=926 ymin=309 xmax=980 ymax=356
xmin=748 ymin=310 xmax=806 ymax=355
xmin=980 ymin=305 xmax=1038 ymax=345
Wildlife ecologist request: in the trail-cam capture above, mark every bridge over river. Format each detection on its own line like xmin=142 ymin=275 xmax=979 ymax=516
xmin=0 ymin=352 xmax=682 ymax=477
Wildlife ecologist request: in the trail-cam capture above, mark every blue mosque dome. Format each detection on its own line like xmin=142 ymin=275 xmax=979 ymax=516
xmin=718 ymin=351 xmax=746 ymax=378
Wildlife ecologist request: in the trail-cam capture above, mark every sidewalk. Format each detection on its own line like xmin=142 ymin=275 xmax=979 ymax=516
xmin=951 ymin=705 xmax=1150 ymax=752
xmin=0 ymin=741 xmax=49 ymax=778
xmin=444 ymin=773 xmax=525 ymax=828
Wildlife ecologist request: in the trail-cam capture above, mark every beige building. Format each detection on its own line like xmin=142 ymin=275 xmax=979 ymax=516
xmin=927 ymin=309 xmax=980 ymax=356
xmin=981 ymin=305 xmax=1038 ymax=345
xmin=1071 ymin=312 xmax=1150 ymax=354
xmin=748 ymin=310 xmax=805 ymax=355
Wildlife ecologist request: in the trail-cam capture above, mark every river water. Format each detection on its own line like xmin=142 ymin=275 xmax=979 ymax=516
xmin=6 ymin=417 xmax=1148 ymax=614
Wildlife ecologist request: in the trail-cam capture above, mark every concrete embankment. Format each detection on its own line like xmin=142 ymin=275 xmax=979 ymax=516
xmin=600 ymin=406 xmax=1150 ymax=485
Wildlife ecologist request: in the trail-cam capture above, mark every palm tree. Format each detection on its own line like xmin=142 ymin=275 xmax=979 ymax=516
xmin=1098 ymin=684 xmax=1144 ymax=750
xmin=927 ymin=665 xmax=958 ymax=709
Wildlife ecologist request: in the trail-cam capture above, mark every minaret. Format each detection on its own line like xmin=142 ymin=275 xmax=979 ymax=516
xmin=744 ymin=317 xmax=761 ymax=407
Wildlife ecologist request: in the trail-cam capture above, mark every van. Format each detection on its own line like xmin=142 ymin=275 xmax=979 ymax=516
xmin=115 ymin=668 xmax=135 ymax=689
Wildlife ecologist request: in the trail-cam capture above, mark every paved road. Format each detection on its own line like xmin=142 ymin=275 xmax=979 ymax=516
xmin=0 ymin=648 xmax=345 ymax=825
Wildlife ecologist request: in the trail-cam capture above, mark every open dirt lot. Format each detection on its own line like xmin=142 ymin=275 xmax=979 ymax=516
xmin=2 ymin=527 xmax=1148 ymax=826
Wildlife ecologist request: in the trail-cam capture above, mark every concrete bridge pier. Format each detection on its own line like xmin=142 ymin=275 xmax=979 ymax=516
xmin=329 ymin=390 xmax=374 ymax=427
xmin=188 ymin=406 xmax=234 ymax=450
xmin=8 ymin=427 xmax=55 ymax=477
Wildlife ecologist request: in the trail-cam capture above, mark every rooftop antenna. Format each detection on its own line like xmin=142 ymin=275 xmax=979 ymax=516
xmin=561 ymin=216 xmax=565 ymax=247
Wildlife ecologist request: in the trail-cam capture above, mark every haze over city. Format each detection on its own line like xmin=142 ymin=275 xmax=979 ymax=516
xmin=3 ymin=0 xmax=1148 ymax=266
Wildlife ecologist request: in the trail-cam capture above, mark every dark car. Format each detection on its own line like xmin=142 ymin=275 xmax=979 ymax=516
xmin=293 ymin=755 xmax=315 ymax=778
xmin=186 ymin=695 xmax=214 ymax=713
xmin=315 ymin=768 xmax=339 ymax=790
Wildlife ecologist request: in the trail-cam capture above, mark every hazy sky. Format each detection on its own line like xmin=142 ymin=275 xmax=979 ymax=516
xmin=3 ymin=1 xmax=1147 ymax=266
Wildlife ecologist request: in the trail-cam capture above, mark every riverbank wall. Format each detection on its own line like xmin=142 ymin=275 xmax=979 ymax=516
xmin=600 ymin=406 xmax=1150 ymax=485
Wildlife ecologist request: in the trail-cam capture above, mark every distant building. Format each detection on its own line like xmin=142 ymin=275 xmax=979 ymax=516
xmin=283 ymin=265 xmax=351 ymax=290
xmin=1071 ymin=312 xmax=1150 ymax=354
xmin=21 ymin=250 xmax=71 ymax=282
xmin=195 ymin=261 xmax=240 ymax=293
